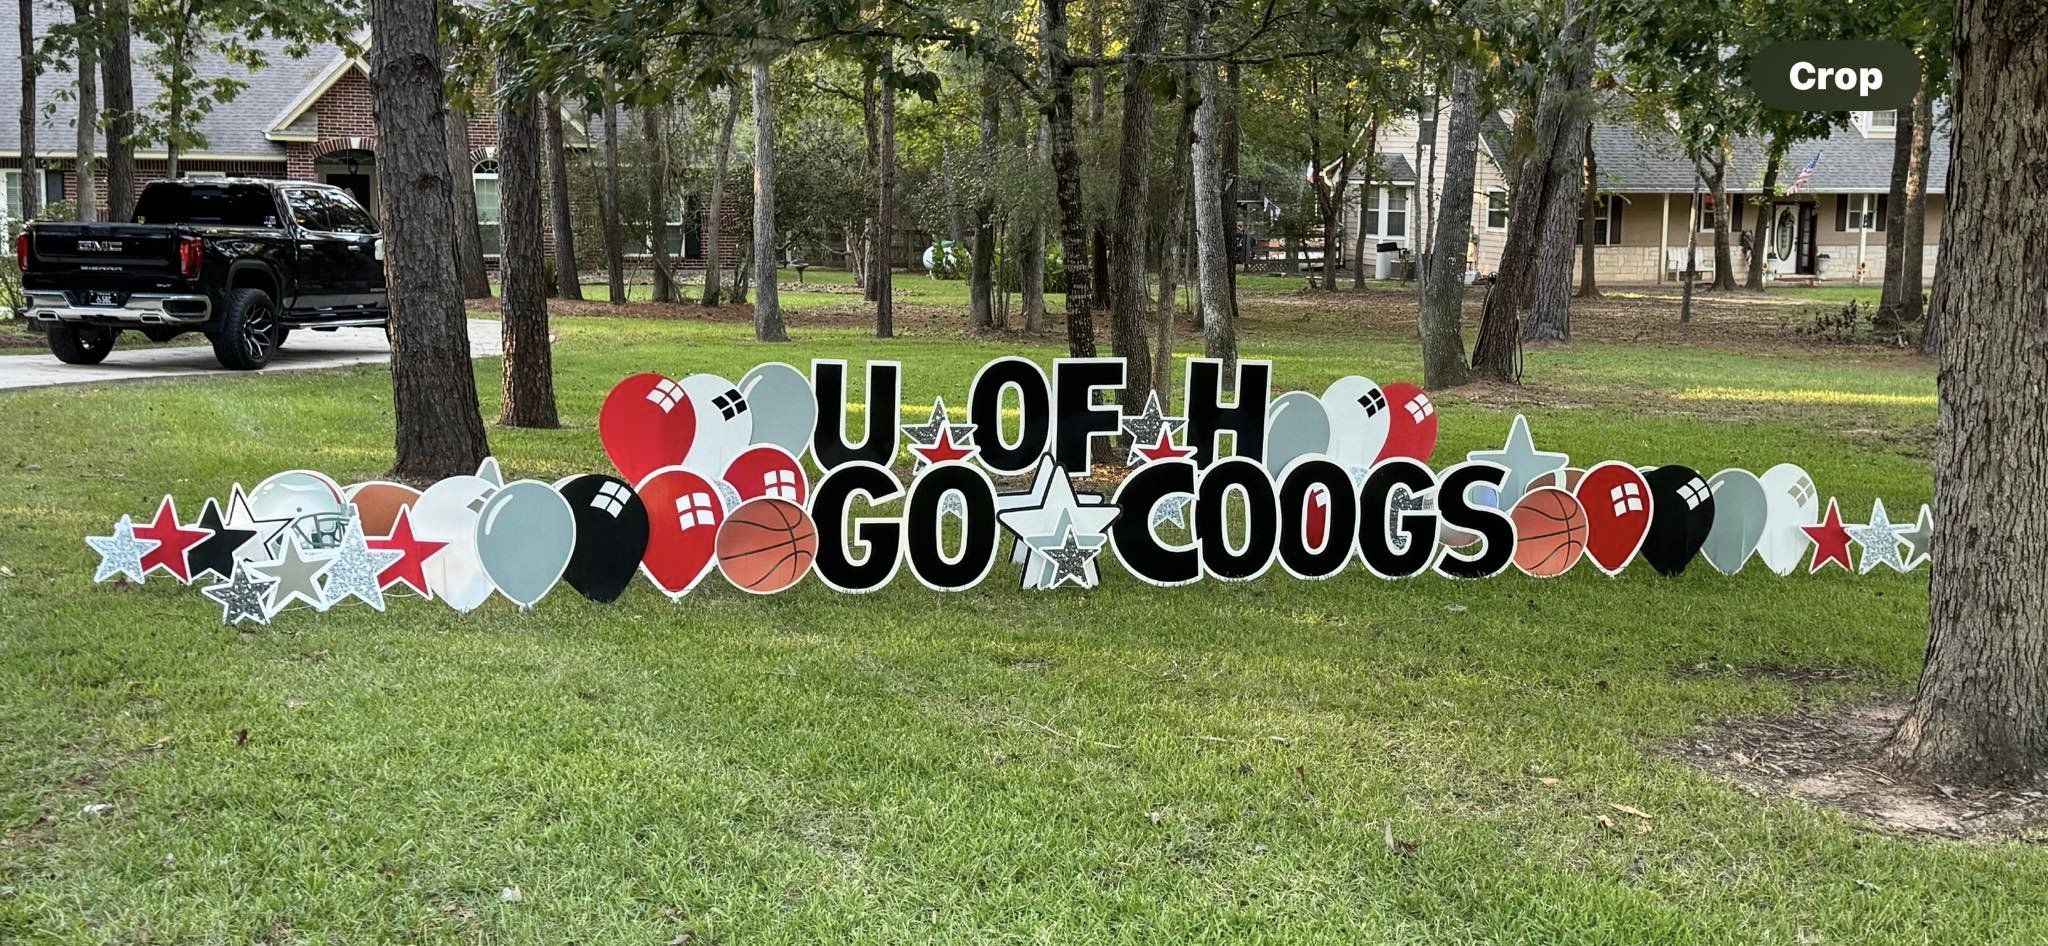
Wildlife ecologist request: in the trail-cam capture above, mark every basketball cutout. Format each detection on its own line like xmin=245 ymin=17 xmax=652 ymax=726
xmin=716 ymin=498 xmax=819 ymax=594
xmin=1511 ymin=487 xmax=1588 ymax=578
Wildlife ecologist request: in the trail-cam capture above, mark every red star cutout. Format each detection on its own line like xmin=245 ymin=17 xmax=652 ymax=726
xmin=135 ymin=496 xmax=213 ymax=584
xmin=1134 ymin=429 xmax=1196 ymax=464
xmin=368 ymin=508 xmax=447 ymax=598
xmin=1802 ymin=498 xmax=1854 ymax=573
xmin=912 ymin=427 xmax=979 ymax=466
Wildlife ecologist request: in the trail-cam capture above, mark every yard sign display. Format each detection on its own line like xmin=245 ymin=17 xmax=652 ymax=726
xmin=82 ymin=358 xmax=1935 ymax=624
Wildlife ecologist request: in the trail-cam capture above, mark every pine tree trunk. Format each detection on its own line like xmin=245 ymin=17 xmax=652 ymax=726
xmin=495 ymin=54 xmax=557 ymax=429
xmin=860 ymin=66 xmax=880 ymax=302
xmin=701 ymin=85 xmax=738 ymax=308
xmin=1153 ymin=8 xmax=1198 ymax=401
xmin=968 ymin=65 xmax=1000 ymax=331
xmin=643 ymin=102 xmax=675 ymax=303
xmin=446 ymin=95 xmax=492 ymax=299
xmin=544 ymin=97 xmax=583 ymax=301
xmin=601 ymin=85 xmax=626 ymax=304
xmin=874 ymin=56 xmax=896 ymax=339
xmin=1018 ymin=114 xmax=1048 ymax=333
xmin=1876 ymin=95 xmax=1916 ymax=327
xmin=1681 ymin=171 xmax=1701 ymax=322
xmin=1576 ymin=123 xmax=1598 ymax=299
xmin=1707 ymin=148 xmax=1737 ymax=291
xmin=1491 ymin=0 xmax=1593 ymax=354
xmin=1898 ymin=85 xmax=1932 ymax=325
xmin=1107 ymin=0 xmax=1169 ymax=412
xmin=1419 ymin=65 xmax=1478 ymax=390
xmin=751 ymin=53 xmax=787 ymax=342
xmin=1745 ymin=149 xmax=1779 ymax=291
xmin=1883 ymin=0 xmax=2048 ymax=786
xmin=70 ymin=0 xmax=98 ymax=221
xmin=18 ymin=0 xmax=42 ymax=220
xmin=1221 ymin=62 xmax=1241 ymax=324
xmin=1041 ymin=0 xmax=1096 ymax=357
xmin=371 ymin=0 xmax=490 ymax=482
xmin=1192 ymin=56 xmax=1237 ymax=377
xmin=101 ymin=0 xmax=134 ymax=221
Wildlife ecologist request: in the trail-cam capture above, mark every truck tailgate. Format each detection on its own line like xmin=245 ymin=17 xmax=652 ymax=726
xmin=29 ymin=223 xmax=184 ymax=281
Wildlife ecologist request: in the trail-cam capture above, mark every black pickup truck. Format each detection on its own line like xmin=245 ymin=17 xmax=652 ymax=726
xmin=15 ymin=178 xmax=388 ymax=370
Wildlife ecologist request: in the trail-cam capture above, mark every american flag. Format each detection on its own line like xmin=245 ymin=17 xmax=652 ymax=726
xmin=1786 ymin=153 xmax=1822 ymax=194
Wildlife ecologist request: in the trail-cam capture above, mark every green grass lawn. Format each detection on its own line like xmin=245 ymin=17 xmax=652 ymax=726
xmin=2 ymin=288 xmax=2019 ymax=944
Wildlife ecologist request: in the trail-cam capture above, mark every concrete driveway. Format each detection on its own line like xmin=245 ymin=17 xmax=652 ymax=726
xmin=0 ymin=319 xmax=501 ymax=391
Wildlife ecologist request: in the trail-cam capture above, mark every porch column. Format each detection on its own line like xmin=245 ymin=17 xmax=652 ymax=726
xmin=1658 ymin=192 xmax=1671 ymax=284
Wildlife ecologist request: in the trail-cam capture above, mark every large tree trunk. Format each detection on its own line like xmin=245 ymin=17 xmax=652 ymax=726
xmin=1041 ymin=0 xmax=1096 ymax=357
xmin=1191 ymin=56 xmax=1237 ymax=376
xmin=544 ymin=96 xmax=583 ymax=301
xmin=642 ymin=102 xmax=675 ymax=303
xmin=601 ymin=84 xmax=626 ymax=304
xmin=1705 ymin=147 xmax=1737 ymax=291
xmin=968 ymin=65 xmax=1000 ymax=331
xmin=701 ymin=85 xmax=739 ymax=308
xmin=1418 ymin=65 xmax=1479 ymax=390
xmin=371 ymin=0 xmax=491 ymax=482
xmin=1576 ymin=122 xmax=1598 ymax=299
xmin=70 ymin=0 xmax=98 ymax=221
xmin=1681 ymin=170 xmax=1701 ymax=322
xmin=874 ymin=56 xmax=896 ymax=339
xmin=1018 ymin=114 xmax=1049 ymax=333
xmin=100 ymin=0 xmax=134 ymax=221
xmin=1106 ymin=0 xmax=1169 ymax=412
xmin=1883 ymin=0 xmax=2048 ymax=786
xmin=495 ymin=54 xmax=557 ymax=429
xmin=751 ymin=53 xmax=787 ymax=342
xmin=1488 ymin=0 xmax=1593 ymax=355
xmin=18 ymin=0 xmax=42 ymax=220
xmin=1153 ymin=5 xmax=1199 ymax=401
xmin=1745 ymin=149 xmax=1780 ymax=291
xmin=1221 ymin=62 xmax=1241 ymax=324
xmin=446 ymin=95 xmax=492 ymax=299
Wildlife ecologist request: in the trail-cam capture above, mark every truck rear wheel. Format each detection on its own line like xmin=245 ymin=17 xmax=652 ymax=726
xmin=209 ymin=288 xmax=281 ymax=371
xmin=48 ymin=324 xmax=119 ymax=365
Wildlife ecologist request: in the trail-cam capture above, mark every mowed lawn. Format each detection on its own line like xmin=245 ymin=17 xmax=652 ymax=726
xmin=5 ymin=281 xmax=2028 ymax=945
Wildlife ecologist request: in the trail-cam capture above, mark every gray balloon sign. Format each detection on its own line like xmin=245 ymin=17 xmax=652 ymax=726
xmin=474 ymin=480 xmax=577 ymax=609
xmin=1265 ymin=391 xmax=1333 ymax=473
xmin=739 ymin=362 xmax=818 ymax=459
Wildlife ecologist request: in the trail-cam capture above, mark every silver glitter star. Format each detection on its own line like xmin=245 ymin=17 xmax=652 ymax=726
xmin=901 ymin=398 xmax=975 ymax=448
xmin=250 ymin=535 xmax=335 ymax=613
xmin=1846 ymin=498 xmax=1912 ymax=574
xmin=319 ymin=514 xmax=404 ymax=611
xmin=200 ymin=565 xmax=279 ymax=626
xmin=86 ymin=514 xmax=161 ymax=584
xmin=1898 ymin=503 xmax=1933 ymax=570
xmin=1467 ymin=414 xmax=1568 ymax=509
xmin=1024 ymin=515 xmax=1107 ymax=590
xmin=999 ymin=459 xmax=1117 ymax=590
xmin=1118 ymin=391 xmax=1188 ymax=466
xmin=1149 ymin=493 xmax=1194 ymax=530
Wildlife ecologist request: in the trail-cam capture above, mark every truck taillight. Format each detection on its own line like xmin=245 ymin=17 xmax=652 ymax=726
xmin=13 ymin=232 xmax=26 ymax=273
xmin=177 ymin=235 xmax=203 ymax=279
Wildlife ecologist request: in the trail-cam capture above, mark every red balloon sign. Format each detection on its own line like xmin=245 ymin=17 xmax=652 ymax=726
xmin=1376 ymin=382 xmax=1440 ymax=464
xmin=600 ymin=374 xmax=698 ymax=486
xmin=1574 ymin=461 xmax=1653 ymax=575
xmin=634 ymin=466 xmax=727 ymax=598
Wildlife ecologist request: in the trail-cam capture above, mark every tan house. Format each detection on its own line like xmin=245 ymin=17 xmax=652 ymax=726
xmin=1350 ymin=108 xmax=1947 ymax=285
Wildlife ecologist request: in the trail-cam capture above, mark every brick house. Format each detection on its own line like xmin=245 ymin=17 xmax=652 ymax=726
xmin=4 ymin=17 xmax=732 ymax=273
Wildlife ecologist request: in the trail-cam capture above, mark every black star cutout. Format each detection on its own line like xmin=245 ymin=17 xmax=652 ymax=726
xmin=187 ymin=497 xmax=259 ymax=582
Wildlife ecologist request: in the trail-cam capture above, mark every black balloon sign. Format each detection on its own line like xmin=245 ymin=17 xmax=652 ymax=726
xmin=555 ymin=474 xmax=652 ymax=603
xmin=1641 ymin=465 xmax=1717 ymax=577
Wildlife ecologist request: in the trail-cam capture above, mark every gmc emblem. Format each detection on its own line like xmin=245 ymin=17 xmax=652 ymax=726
xmin=77 ymin=240 xmax=124 ymax=252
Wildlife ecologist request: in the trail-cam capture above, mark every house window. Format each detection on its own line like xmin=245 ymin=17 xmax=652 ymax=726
xmin=1835 ymin=194 xmax=1888 ymax=232
xmin=472 ymin=160 xmax=502 ymax=256
xmin=1485 ymin=190 xmax=1508 ymax=230
xmin=1581 ymin=194 xmax=1623 ymax=246
xmin=1 ymin=170 xmax=21 ymax=226
xmin=1368 ymin=186 xmax=1409 ymax=238
xmin=1867 ymin=110 xmax=1897 ymax=134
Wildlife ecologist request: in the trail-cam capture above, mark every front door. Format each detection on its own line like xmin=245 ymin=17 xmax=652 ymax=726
xmin=324 ymin=174 xmax=375 ymax=220
xmin=1796 ymin=202 xmax=1819 ymax=274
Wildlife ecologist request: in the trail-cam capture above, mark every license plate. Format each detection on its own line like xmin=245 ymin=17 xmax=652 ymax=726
xmin=89 ymin=291 xmax=119 ymax=306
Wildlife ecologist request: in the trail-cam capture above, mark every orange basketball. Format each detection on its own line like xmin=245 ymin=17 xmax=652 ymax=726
xmin=715 ymin=498 xmax=818 ymax=594
xmin=1511 ymin=487 xmax=1588 ymax=578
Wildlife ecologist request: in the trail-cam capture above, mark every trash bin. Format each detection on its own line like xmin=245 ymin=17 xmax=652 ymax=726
xmin=1815 ymin=253 xmax=1832 ymax=276
xmin=1374 ymin=241 xmax=1400 ymax=280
